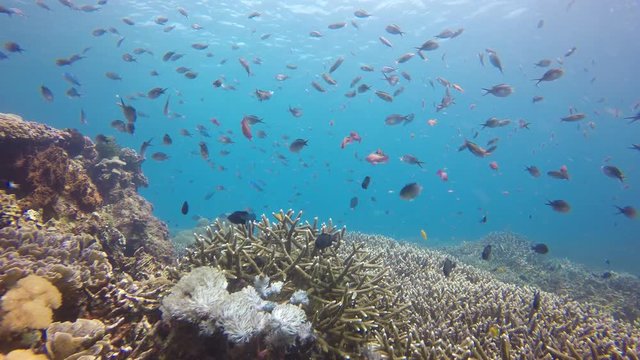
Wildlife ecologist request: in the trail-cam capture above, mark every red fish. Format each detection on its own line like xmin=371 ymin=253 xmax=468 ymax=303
xmin=366 ymin=149 xmax=389 ymax=165
xmin=436 ymin=169 xmax=449 ymax=181
xmin=489 ymin=161 xmax=499 ymax=170
xmin=241 ymin=118 xmax=252 ymax=140
xmin=349 ymin=131 xmax=362 ymax=142
xmin=210 ymin=118 xmax=221 ymax=126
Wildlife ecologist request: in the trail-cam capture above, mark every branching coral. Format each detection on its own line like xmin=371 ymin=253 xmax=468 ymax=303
xmin=173 ymin=210 xmax=415 ymax=359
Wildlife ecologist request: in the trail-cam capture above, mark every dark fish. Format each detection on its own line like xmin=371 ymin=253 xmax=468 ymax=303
xmin=614 ymin=205 xmax=637 ymax=219
xmin=350 ymin=196 xmax=359 ymax=209
xmin=178 ymin=7 xmax=189 ymax=18
xmin=151 ymin=152 xmax=169 ymax=161
xmin=357 ymin=84 xmax=371 ymax=93
xmin=532 ymin=96 xmax=544 ymax=103
xmin=227 ymin=210 xmax=256 ymax=225
xmin=375 ymin=90 xmax=393 ymax=102
xmin=361 ymin=176 xmax=371 ymax=189
xmin=63 ymin=72 xmax=81 ymax=86
xmin=247 ymin=11 xmax=261 ymax=19
xmin=482 ymin=84 xmax=513 ymax=97
xmin=309 ymin=31 xmax=323 ymax=38
xmin=481 ymin=245 xmax=492 ymax=260
xmin=311 ymin=81 xmax=325 ymax=93
xmin=531 ymin=243 xmax=549 ymax=254
xmin=105 ymin=72 xmax=122 ymax=80
xmin=255 ymin=89 xmax=273 ymax=101
xmin=528 ymin=291 xmax=541 ymax=321
xmin=533 ymin=68 xmax=564 ymax=85
xmin=602 ymin=165 xmax=624 ymax=182
xmin=79 ymin=109 xmax=87 ymax=124
xmin=354 ymin=9 xmax=371 ymax=18
xmin=537 ymin=19 xmax=544 ymax=28
xmin=396 ymin=52 xmax=415 ymax=64
xmin=534 ymin=59 xmax=552 ymax=67
xmin=289 ymin=106 xmax=303 ymax=117
xmin=162 ymin=51 xmax=175 ymax=62
xmin=416 ymin=39 xmax=438 ymax=51
xmin=480 ymin=215 xmax=487 ymax=224
xmin=328 ymin=22 xmax=346 ymax=29
xmin=329 ymin=56 xmax=344 ymax=73
xmin=192 ymin=43 xmax=208 ymax=50
xmin=119 ymin=98 xmax=137 ymax=123
xmin=92 ymin=28 xmax=107 ymax=36
xmin=488 ymin=51 xmax=503 ymax=73
xmin=239 ymin=57 xmax=252 ymax=75
xmin=184 ymin=72 xmax=198 ymax=79
xmin=378 ymin=36 xmax=393 ymax=48
xmin=315 ymin=232 xmax=336 ymax=249
xmin=546 ymin=200 xmax=571 ymax=213
xmin=289 ymin=139 xmax=308 ymax=153
xmin=459 ymin=140 xmax=494 ymax=158
xmin=564 ymin=46 xmax=577 ymax=57
xmin=399 ymin=183 xmax=422 ymax=200
xmin=443 ymin=258 xmax=456 ymax=277
xmin=163 ymin=95 xmax=171 ymax=116
xmin=624 ymin=111 xmax=640 ymax=123
xmin=148 ymin=87 xmax=167 ymax=99
xmin=525 ymin=166 xmax=541 ymax=178
xmin=122 ymin=53 xmax=136 ymax=62
xmin=122 ymin=17 xmax=135 ymax=26
xmin=399 ymin=154 xmax=424 ymax=167
xmin=4 ymin=41 xmax=24 ymax=53
xmin=199 ymin=142 xmax=209 ymax=160
xmin=40 ymin=85 xmax=54 ymax=102
xmin=66 ymin=87 xmax=81 ymax=98
xmin=561 ymin=113 xmax=585 ymax=122
xmin=140 ymin=138 xmax=153 ymax=159
xmin=385 ymin=24 xmax=404 ymax=36
xmin=162 ymin=134 xmax=172 ymax=145
xmin=110 ymin=120 xmax=127 ymax=132
xmin=181 ymin=201 xmax=189 ymax=215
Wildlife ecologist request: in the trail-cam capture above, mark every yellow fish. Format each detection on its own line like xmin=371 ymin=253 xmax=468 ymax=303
xmin=420 ymin=229 xmax=428 ymax=241
xmin=273 ymin=213 xmax=284 ymax=222
xmin=487 ymin=324 xmax=499 ymax=337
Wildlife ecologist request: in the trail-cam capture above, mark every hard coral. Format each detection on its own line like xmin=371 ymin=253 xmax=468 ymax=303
xmin=46 ymin=318 xmax=109 ymax=360
xmin=23 ymin=145 xmax=102 ymax=217
xmin=2 ymin=349 xmax=47 ymax=360
xmin=0 ymin=275 xmax=62 ymax=333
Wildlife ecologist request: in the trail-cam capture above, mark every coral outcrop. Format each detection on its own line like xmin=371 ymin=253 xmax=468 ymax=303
xmin=0 ymin=113 xmax=173 ymax=263
xmin=0 ymin=114 xmax=175 ymax=357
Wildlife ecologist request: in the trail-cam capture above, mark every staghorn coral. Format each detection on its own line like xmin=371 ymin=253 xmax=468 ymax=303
xmin=167 ymin=210 xmax=416 ymax=359
xmin=347 ymin=231 xmax=640 ymax=359
xmin=443 ymin=231 xmax=640 ymax=322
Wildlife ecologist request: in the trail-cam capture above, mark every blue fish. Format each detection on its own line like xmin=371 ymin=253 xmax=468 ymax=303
xmin=0 ymin=51 xmax=7 ymax=60
xmin=63 ymin=72 xmax=81 ymax=87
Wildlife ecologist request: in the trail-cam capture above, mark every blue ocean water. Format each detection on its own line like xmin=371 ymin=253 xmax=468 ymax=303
xmin=1 ymin=0 xmax=638 ymax=274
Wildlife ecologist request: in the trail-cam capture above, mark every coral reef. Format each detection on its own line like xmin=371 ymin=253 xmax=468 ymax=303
xmin=443 ymin=231 xmax=640 ymax=322
xmin=348 ymin=232 xmax=640 ymax=359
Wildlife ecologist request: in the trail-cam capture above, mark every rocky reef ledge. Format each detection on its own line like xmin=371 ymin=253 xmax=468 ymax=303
xmin=1 ymin=114 xmax=639 ymax=359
